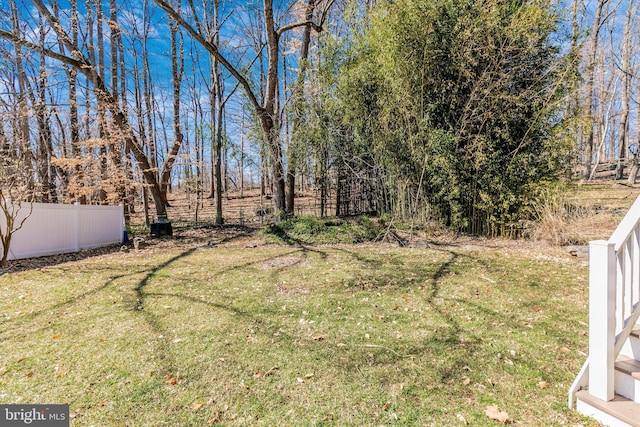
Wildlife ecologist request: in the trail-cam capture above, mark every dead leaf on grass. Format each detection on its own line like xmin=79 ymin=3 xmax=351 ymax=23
xmin=0 ymin=366 xmax=7 ymax=375
xmin=461 ymin=375 xmax=471 ymax=385
xmin=312 ymin=334 xmax=327 ymax=341
xmin=191 ymin=401 xmax=204 ymax=411
xmin=207 ymin=410 xmax=223 ymax=425
xmin=166 ymin=374 xmax=177 ymax=385
xmin=52 ymin=334 xmax=61 ymax=339
xmin=485 ymin=405 xmax=510 ymax=423
xmin=537 ymin=381 xmax=549 ymax=389
xmin=263 ymin=366 xmax=278 ymax=377
xmin=54 ymin=364 xmax=65 ymax=378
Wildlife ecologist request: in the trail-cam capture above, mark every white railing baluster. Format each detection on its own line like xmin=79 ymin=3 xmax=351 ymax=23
xmin=634 ymin=228 xmax=640 ymax=308
xmin=624 ymin=239 xmax=633 ymax=327
xmin=617 ymin=248 xmax=625 ymax=333
xmin=589 ymin=240 xmax=616 ymax=402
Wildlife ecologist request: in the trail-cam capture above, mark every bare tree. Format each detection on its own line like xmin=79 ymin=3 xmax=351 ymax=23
xmin=0 ymin=141 xmax=34 ymax=267
xmin=287 ymin=0 xmax=317 ymax=216
xmin=617 ymin=0 xmax=634 ymax=179
xmin=154 ymin=0 xmax=328 ymax=219
xmin=9 ymin=0 xmax=35 ymax=201
xmin=0 ymin=0 xmax=182 ymax=217
xmin=581 ymin=0 xmax=608 ymax=180
xmin=160 ymin=8 xmax=185 ymax=209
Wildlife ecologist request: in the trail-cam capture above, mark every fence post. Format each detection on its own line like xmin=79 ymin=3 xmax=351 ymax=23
xmin=119 ymin=204 xmax=125 ymax=243
xmin=74 ymin=202 xmax=81 ymax=252
xmin=588 ymin=240 xmax=616 ymax=401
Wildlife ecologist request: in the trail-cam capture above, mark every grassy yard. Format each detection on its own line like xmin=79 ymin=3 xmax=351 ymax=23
xmin=0 ymin=233 xmax=599 ymax=426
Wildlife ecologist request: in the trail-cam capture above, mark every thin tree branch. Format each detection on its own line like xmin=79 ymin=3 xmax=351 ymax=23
xmin=276 ymin=20 xmax=323 ymax=36
xmin=154 ymin=0 xmax=262 ymax=114
xmin=0 ymin=29 xmax=86 ymax=71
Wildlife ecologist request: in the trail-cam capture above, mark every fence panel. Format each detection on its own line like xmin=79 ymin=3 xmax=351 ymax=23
xmin=77 ymin=205 xmax=124 ymax=250
xmin=2 ymin=203 xmax=123 ymax=261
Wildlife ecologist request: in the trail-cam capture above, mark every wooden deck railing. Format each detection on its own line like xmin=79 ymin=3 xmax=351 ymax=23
xmin=569 ymin=195 xmax=640 ymax=407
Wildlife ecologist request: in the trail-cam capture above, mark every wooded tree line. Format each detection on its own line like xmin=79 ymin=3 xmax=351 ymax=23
xmin=0 ymin=0 xmax=638 ymax=235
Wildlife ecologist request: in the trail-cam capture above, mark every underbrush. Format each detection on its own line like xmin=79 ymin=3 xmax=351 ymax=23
xmin=527 ymin=186 xmax=633 ymax=245
xmin=526 ymin=193 xmax=595 ymax=245
xmin=260 ymin=215 xmax=382 ymax=245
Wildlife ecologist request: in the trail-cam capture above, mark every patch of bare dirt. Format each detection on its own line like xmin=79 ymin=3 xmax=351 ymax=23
xmin=0 ymin=244 xmax=123 ymax=275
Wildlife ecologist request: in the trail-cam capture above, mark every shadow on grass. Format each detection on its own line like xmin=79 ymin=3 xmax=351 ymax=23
xmin=128 ymin=245 xmax=330 ymax=387
xmin=0 ymin=271 xmax=135 ymax=341
xmin=0 ymin=244 xmax=123 ymax=277
xmin=329 ymin=244 xmax=565 ymax=383
xmin=1 ymin=240 xmax=584 ymax=424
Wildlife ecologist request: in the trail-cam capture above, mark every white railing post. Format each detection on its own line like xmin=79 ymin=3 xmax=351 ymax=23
xmin=589 ymin=240 xmax=616 ymax=401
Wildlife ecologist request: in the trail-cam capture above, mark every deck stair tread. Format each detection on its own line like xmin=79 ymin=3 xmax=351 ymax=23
xmin=577 ymin=390 xmax=640 ymax=427
xmin=616 ymin=356 xmax=640 ymax=380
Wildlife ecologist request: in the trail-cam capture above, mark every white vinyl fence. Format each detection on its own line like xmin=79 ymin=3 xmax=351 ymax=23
xmin=1 ymin=202 xmax=124 ymax=261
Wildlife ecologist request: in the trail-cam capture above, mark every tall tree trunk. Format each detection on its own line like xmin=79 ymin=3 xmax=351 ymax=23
xmin=142 ymin=0 xmax=158 ymax=177
xmin=63 ymin=0 xmax=85 ymax=203
xmin=263 ymin=0 xmax=286 ymax=218
xmin=88 ymin=0 xmax=108 ymax=203
xmin=108 ymin=0 xmax=129 ymax=216
xmin=35 ymin=14 xmax=54 ymax=202
xmin=628 ymin=104 xmax=640 ymax=185
xmin=617 ymin=0 xmax=633 ymax=180
xmin=286 ymin=0 xmax=316 ymax=216
xmin=159 ymin=13 xmax=184 ymax=209
xmin=118 ymin=17 xmax=135 ymax=216
xmin=214 ymin=91 xmax=224 ymax=224
xmin=240 ymin=110 xmax=245 ymax=198
xmin=581 ymin=0 xmax=606 ymax=180
xmin=210 ymin=0 xmax=224 ymax=225
xmin=11 ymin=0 xmax=35 ymax=200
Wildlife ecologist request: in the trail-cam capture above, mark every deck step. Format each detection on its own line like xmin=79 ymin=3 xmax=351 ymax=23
xmin=576 ymin=390 xmax=640 ymax=427
xmin=616 ymin=356 xmax=640 ymax=402
xmin=617 ymin=357 xmax=640 ymax=379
